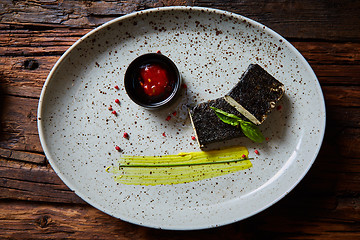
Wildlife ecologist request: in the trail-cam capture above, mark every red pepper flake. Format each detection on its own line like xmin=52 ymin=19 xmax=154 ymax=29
xmin=115 ymin=99 xmax=120 ymax=104
xmin=172 ymin=111 xmax=177 ymax=116
xmin=108 ymin=106 xmax=113 ymax=111
xmin=265 ymin=137 xmax=270 ymax=141
xmin=111 ymin=110 xmax=117 ymax=116
xmin=181 ymin=83 xmax=187 ymax=89
xmin=156 ymin=50 xmax=161 ymax=54
xmin=162 ymin=132 xmax=166 ymax=137
xmin=277 ymin=105 xmax=282 ymax=110
xmin=123 ymin=132 xmax=129 ymax=139
xmin=254 ymin=149 xmax=260 ymax=155
xmin=191 ymin=136 xmax=196 ymax=140
xmin=241 ymin=154 xmax=246 ymax=158
xmin=114 ymin=85 xmax=119 ymax=90
xmin=165 ymin=115 xmax=171 ymax=121
xmin=115 ymin=146 xmax=121 ymax=151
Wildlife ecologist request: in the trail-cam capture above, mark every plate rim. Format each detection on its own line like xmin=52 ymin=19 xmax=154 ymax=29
xmin=37 ymin=6 xmax=326 ymax=230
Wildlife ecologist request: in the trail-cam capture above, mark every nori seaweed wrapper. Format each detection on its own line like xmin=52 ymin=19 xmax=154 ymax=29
xmin=188 ymin=98 xmax=246 ymax=148
xmin=225 ymin=64 xmax=284 ymax=125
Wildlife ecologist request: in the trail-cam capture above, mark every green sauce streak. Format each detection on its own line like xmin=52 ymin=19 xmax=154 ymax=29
xmin=107 ymin=146 xmax=251 ymax=186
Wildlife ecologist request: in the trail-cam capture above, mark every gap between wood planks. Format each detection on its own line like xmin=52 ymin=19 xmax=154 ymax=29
xmin=0 ymin=148 xmax=45 ymax=164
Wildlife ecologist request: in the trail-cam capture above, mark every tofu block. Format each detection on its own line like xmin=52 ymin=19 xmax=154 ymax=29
xmin=224 ymin=64 xmax=285 ymax=125
xmin=188 ymin=98 xmax=246 ymax=148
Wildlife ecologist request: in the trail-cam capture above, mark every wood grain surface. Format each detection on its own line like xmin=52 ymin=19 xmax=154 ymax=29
xmin=1 ymin=0 xmax=359 ymax=239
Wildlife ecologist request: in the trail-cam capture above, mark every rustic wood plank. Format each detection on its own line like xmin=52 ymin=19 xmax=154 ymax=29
xmin=0 ymin=195 xmax=358 ymax=240
xmin=0 ymin=148 xmax=45 ymax=164
xmin=1 ymin=0 xmax=359 ymax=41
xmin=0 ymin=95 xmax=42 ymax=152
xmin=0 ymin=201 xmax=139 ymax=240
xmin=323 ymin=86 xmax=360 ymax=107
xmin=246 ymin=195 xmax=360 ymax=240
xmin=336 ymin=128 xmax=360 ymax=159
xmin=195 ymin=0 xmax=360 ymax=41
xmin=0 ymin=56 xmax=58 ymax=98
xmin=302 ymin=153 xmax=360 ymax=195
xmin=0 ymin=159 xmax=84 ymax=204
xmin=313 ymin=65 xmax=360 ymax=85
xmin=327 ymin=107 xmax=360 ymax=128
xmin=0 ymin=28 xmax=90 ymax=53
xmin=291 ymin=42 xmax=360 ymax=65
xmin=0 ymin=0 xmax=192 ymax=28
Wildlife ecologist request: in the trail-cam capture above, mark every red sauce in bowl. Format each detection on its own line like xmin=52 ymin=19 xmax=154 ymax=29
xmin=139 ymin=64 xmax=172 ymax=98
xmin=125 ymin=53 xmax=181 ymax=109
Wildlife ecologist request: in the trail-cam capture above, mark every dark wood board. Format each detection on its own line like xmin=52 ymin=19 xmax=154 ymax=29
xmin=0 ymin=0 xmax=359 ymax=239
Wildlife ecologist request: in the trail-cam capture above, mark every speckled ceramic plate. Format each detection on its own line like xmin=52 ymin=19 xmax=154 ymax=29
xmin=38 ymin=7 xmax=326 ymax=230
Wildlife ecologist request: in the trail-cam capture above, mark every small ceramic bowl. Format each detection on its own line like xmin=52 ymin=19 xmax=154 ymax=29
xmin=124 ymin=53 xmax=182 ymax=109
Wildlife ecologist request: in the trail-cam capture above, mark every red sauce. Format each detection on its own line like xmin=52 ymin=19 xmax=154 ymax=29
xmin=139 ymin=64 xmax=171 ymax=98
xmin=125 ymin=53 xmax=179 ymax=107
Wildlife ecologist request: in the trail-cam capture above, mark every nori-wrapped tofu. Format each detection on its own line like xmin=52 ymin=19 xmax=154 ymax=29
xmin=188 ymin=98 xmax=247 ymax=148
xmin=224 ymin=64 xmax=285 ymax=125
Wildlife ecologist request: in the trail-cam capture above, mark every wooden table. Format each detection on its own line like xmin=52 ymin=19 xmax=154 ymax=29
xmin=1 ymin=1 xmax=359 ymax=239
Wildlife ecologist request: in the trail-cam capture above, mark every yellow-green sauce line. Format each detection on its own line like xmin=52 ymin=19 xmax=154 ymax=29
xmin=107 ymin=146 xmax=252 ymax=186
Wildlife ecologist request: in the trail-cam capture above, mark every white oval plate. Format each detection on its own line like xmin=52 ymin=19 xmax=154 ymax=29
xmin=38 ymin=7 xmax=326 ymax=230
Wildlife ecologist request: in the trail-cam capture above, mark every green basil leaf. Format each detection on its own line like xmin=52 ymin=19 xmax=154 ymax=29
xmin=210 ymin=106 xmax=265 ymax=143
xmin=210 ymin=106 xmax=241 ymax=127
xmin=240 ymin=121 xmax=265 ymax=143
